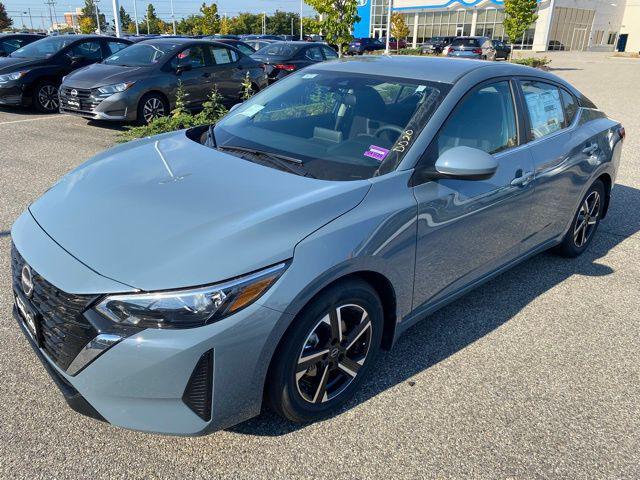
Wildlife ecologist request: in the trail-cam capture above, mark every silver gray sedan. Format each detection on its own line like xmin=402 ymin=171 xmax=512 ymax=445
xmin=11 ymin=56 xmax=624 ymax=435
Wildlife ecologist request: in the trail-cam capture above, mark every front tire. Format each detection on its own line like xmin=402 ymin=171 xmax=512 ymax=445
xmin=555 ymin=180 xmax=605 ymax=257
xmin=33 ymin=81 xmax=60 ymax=113
xmin=137 ymin=92 xmax=169 ymax=125
xmin=267 ymin=279 xmax=383 ymax=423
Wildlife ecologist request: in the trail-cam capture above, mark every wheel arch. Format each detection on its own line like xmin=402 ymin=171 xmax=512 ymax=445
xmin=597 ymin=172 xmax=612 ymax=219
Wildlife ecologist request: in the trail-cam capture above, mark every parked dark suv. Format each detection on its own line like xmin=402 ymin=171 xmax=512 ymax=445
xmin=420 ymin=36 xmax=455 ymax=54
xmin=251 ymin=41 xmax=337 ymax=84
xmin=59 ymin=38 xmax=267 ymax=124
xmin=347 ymin=38 xmax=385 ymax=55
xmin=0 ymin=33 xmax=45 ymax=57
xmin=0 ymin=35 xmax=131 ymax=112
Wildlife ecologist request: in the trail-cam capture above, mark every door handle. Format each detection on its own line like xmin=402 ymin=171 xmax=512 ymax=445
xmin=582 ymin=144 xmax=598 ymax=155
xmin=511 ymin=171 xmax=534 ymax=187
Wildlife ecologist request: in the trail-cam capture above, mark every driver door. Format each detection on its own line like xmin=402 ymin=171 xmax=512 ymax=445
xmin=411 ymin=79 xmax=535 ymax=311
xmin=171 ymin=45 xmax=211 ymax=109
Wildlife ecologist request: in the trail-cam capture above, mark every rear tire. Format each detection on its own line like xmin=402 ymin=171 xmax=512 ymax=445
xmin=33 ymin=81 xmax=60 ymax=113
xmin=137 ymin=92 xmax=169 ymax=125
xmin=267 ymin=279 xmax=383 ymax=423
xmin=555 ymin=180 xmax=605 ymax=257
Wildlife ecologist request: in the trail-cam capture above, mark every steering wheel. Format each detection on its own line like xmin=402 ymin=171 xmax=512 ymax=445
xmin=375 ymin=125 xmax=404 ymax=142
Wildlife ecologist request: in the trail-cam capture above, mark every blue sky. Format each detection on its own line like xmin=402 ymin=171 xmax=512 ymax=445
xmin=4 ymin=0 xmax=317 ymax=28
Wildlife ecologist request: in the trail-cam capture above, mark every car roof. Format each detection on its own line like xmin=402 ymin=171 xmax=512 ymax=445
xmin=309 ymin=56 xmax=564 ymax=85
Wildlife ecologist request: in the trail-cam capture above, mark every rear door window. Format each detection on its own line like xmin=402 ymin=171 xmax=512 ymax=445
xmin=520 ymin=80 xmax=565 ymax=139
xmin=560 ymin=88 xmax=578 ymax=126
xmin=68 ymin=41 xmax=103 ymax=61
xmin=105 ymin=41 xmax=129 ymax=55
xmin=322 ymin=46 xmax=338 ymax=59
xmin=305 ymin=46 xmax=324 ymax=61
xmin=171 ymin=45 xmax=207 ymax=69
xmin=209 ymin=46 xmax=237 ymax=65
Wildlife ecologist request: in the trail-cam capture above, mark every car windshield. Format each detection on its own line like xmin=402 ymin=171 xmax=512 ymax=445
xmin=213 ymin=70 xmax=450 ymax=181
xmin=10 ymin=36 xmax=76 ymax=58
xmin=451 ymin=38 xmax=480 ymax=47
xmin=103 ymin=42 xmax=177 ymax=66
xmin=254 ymin=43 xmax=298 ymax=57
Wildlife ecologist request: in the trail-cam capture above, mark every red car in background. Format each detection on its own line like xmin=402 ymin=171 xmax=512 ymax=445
xmin=381 ymin=37 xmax=408 ymax=50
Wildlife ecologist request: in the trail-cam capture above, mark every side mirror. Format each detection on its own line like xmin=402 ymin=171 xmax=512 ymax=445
xmin=175 ymin=62 xmax=192 ymax=74
xmin=434 ymin=146 xmax=498 ymax=180
xmin=229 ymin=103 xmax=242 ymax=113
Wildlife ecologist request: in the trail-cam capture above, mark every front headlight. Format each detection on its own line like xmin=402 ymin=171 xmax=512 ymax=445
xmin=97 ymin=81 xmax=135 ymax=95
xmin=0 ymin=71 xmax=27 ymax=83
xmin=95 ymin=263 xmax=287 ymax=329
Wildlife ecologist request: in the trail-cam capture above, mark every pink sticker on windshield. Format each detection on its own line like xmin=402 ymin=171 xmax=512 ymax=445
xmin=364 ymin=145 xmax=389 ymax=162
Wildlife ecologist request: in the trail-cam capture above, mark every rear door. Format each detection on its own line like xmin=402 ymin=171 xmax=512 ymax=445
xmin=411 ymin=79 xmax=535 ymax=310
xmin=517 ymin=78 xmax=606 ymax=250
xmin=207 ymin=45 xmax=242 ymax=101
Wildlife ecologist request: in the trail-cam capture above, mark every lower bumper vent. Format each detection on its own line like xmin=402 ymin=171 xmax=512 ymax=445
xmin=182 ymin=350 xmax=213 ymax=421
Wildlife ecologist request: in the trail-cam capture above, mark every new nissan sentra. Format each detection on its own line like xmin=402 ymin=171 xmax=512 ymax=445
xmin=11 ymin=57 xmax=624 ymax=435
xmin=59 ymin=38 xmax=267 ymax=124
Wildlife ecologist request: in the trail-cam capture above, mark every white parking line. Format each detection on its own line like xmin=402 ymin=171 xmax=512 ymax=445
xmin=0 ymin=115 xmax=65 ymax=126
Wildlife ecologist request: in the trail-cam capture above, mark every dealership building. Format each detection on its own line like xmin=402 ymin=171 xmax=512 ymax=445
xmin=353 ymin=0 xmax=638 ymax=52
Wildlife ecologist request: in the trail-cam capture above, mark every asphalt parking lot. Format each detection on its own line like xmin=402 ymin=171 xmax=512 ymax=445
xmin=0 ymin=52 xmax=638 ymax=479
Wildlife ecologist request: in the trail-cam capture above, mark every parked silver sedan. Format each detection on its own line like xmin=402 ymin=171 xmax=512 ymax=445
xmin=10 ymin=56 xmax=624 ymax=435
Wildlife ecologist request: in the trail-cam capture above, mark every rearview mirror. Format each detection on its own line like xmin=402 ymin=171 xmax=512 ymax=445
xmin=434 ymin=146 xmax=498 ymax=180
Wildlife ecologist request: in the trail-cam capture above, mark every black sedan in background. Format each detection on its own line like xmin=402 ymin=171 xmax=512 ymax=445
xmin=251 ymin=41 xmax=337 ymax=83
xmin=0 ymin=33 xmax=45 ymax=57
xmin=347 ymin=38 xmax=385 ymax=55
xmin=491 ymin=39 xmax=511 ymax=59
xmin=207 ymin=38 xmax=256 ymax=56
xmin=420 ymin=36 xmax=455 ymax=54
xmin=244 ymin=38 xmax=276 ymax=51
xmin=59 ymin=38 xmax=267 ymax=124
xmin=0 ymin=34 xmax=131 ymax=112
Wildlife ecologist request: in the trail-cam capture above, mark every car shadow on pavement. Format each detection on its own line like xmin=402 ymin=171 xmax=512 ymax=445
xmin=86 ymin=120 xmax=128 ymax=132
xmin=548 ymin=67 xmax=583 ymax=72
xmin=229 ymin=183 xmax=640 ymax=437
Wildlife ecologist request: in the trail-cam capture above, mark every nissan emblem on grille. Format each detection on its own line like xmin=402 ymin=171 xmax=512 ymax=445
xmin=70 ymin=89 xmax=78 ymax=96
xmin=21 ymin=265 xmax=33 ymax=298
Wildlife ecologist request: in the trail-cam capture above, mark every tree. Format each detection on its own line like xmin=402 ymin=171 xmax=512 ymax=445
xmin=141 ymin=4 xmax=166 ymax=34
xmin=304 ymin=0 xmax=360 ymax=57
xmin=267 ymin=10 xmax=299 ymax=36
xmin=301 ymin=16 xmax=321 ymax=36
xmin=78 ymin=0 xmax=106 ymax=33
xmin=227 ymin=12 xmax=262 ymax=35
xmin=0 ymin=2 xmax=12 ymax=30
xmin=196 ymin=2 xmax=220 ymax=35
xmin=177 ymin=15 xmax=202 ymax=35
xmin=119 ymin=6 xmax=133 ymax=32
xmin=219 ymin=16 xmax=231 ymax=34
xmin=503 ymin=0 xmax=537 ymax=59
xmin=390 ymin=13 xmax=410 ymax=51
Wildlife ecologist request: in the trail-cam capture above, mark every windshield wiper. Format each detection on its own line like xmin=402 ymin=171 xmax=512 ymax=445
xmin=217 ymin=145 xmax=315 ymax=178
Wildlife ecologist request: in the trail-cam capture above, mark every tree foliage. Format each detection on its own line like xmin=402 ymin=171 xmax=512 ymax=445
xmin=390 ymin=13 xmax=410 ymax=50
xmin=119 ymin=6 xmax=133 ymax=32
xmin=140 ymin=4 xmax=167 ymax=34
xmin=0 ymin=2 xmax=12 ymax=30
xmin=78 ymin=0 xmax=106 ymax=33
xmin=503 ymin=0 xmax=537 ymax=53
xmin=304 ymin=0 xmax=360 ymax=57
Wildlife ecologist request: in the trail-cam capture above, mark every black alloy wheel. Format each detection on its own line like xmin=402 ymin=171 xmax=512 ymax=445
xmin=267 ymin=279 xmax=383 ymax=423
xmin=556 ymin=180 xmax=605 ymax=257
xmin=34 ymin=82 xmax=60 ymax=113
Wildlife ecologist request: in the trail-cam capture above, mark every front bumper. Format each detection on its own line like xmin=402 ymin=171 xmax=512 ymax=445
xmin=0 ymin=82 xmax=28 ymax=106
xmin=11 ymin=211 xmax=293 ymax=435
xmin=59 ymin=86 xmax=137 ymax=122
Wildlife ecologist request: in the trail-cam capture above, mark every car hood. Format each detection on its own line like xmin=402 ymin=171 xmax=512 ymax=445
xmin=29 ymin=131 xmax=371 ymax=292
xmin=0 ymin=56 xmax=42 ymax=72
xmin=64 ymin=63 xmax=148 ymax=88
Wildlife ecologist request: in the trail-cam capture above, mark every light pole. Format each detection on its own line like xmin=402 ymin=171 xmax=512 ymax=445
xmin=385 ymin=0 xmax=393 ymax=54
xmin=299 ymin=0 xmax=303 ymax=40
xmin=112 ymin=0 xmax=122 ymax=37
xmin=133 ymin=0 xmax=139 ymax=35
xmin=170 ymin=0 xmax=176 ymax=35
xmin=28 ymin=8 xmax=34 ymax=30
xmin=95 ymin=0 xmax=101 ymax=34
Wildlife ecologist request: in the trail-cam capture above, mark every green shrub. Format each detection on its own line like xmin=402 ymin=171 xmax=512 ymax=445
xmin=511 ymin=57 xmax=551 ymax=68
xmin=118 ymin=84 xmax=229 ymax=143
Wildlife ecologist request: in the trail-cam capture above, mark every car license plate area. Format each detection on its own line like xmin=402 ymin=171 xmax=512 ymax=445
xmin=14 ymin=289 xmax=42 ymax=347
xmin=66 ymin=99 xmax=80 ymax=109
